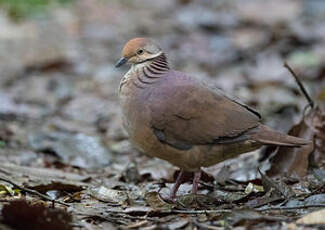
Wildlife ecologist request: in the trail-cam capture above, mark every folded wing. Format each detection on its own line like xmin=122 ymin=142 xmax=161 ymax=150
xmin=149 ymin=74 xmax=261 ymax=150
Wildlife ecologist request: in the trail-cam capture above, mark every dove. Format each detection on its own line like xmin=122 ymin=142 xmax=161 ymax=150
xmin=116 ymin=37 xmax=311 ymax=200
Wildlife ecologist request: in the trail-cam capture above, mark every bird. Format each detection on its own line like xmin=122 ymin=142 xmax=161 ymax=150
xmin=115 ymin=37 xmax=311 ymax=200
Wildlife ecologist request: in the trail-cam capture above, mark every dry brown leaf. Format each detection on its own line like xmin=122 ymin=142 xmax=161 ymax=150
xmin=88 ymin=186 xmax=128 ymax=204
xmin=296 ymin=209 xmax=325 ymax=225
xmin=2 ymin=200 xmax=72 ymax=230
xmin=310 ymin=107 xmax=325 ymax=163
xmin=144 ymin=191 xmax=175 ymax=210
xmin=260 ymin=169 xmax=295 ymax=198
xmin=267 ymin=110 xmax=315 ymax=177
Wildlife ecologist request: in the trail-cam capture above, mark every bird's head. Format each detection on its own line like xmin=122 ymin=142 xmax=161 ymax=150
xmin=115 ymin=37 xmax=162 ymax=68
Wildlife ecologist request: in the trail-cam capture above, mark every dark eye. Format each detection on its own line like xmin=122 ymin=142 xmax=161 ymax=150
xmin=137 ymin=49 xmax=144 ymax=55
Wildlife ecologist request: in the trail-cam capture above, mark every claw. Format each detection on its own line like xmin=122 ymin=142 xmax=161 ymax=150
xmin=169 ymin=169 xmax=202 ymax=200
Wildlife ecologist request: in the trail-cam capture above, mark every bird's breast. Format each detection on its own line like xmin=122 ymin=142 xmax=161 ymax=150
xmin=118 ymin=72 xmax=153 ymax=149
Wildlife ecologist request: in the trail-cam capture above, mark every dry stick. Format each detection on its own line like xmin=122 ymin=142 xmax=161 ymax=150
xmin=171 ymin=209 xmax=232 ymax=214
xmin=77 ymin=208 xmax=232 ymax=216
xmin=0 ymin=177 xmax=70 ymax=207
xmin=284 ymin=62 xmax=314 ymax=108
xmin=256 ymin=204 xmax=325 ymax=211
xmin=171 ymin=204 xmax=325 ymax=214
xmin=76 ymin=205 xmax=325 ymax=219
xmin=76 ymin=212 xmax=163 ymax=223
xmin=104 ymin=205 xmax=325 ymax=216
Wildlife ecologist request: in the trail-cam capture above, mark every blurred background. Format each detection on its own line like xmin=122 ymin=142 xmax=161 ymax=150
xmin=0 ymin=0 xmax=325 ymax=228
xmin=0 ymin=0 xmax=324 ymax=181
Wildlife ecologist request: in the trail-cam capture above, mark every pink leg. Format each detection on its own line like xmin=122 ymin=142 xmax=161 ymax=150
xmin=169 ymin=170 xmax=184 ymax=200
xmin=192 ymin=170 xmax=202 ymax=194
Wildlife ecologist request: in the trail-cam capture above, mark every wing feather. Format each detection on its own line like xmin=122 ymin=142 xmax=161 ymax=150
xmin=149 ymin=72 xmax=261 ymax=149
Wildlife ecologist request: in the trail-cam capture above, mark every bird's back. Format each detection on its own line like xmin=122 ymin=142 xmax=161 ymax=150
xmin=147 ymin=70 xmax=261 ymax=145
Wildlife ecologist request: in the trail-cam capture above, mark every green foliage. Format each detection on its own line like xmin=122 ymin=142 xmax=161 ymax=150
xmin=0 ymin=0 xmax=75 ymax=21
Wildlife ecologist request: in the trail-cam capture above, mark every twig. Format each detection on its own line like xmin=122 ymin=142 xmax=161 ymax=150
xmin=171 ymin=209 xmax=232 ymax=214
xmin=170 ymin=203 xmax=325 ymax=214
xmin=199 ymin=181 xmax=215 ymax=189
xmin=119 ymin=214 xmax=163 ymax=222
xmin=171 ymin=204 xmax=325 ymax=214
xmin=76 ymin=212 xmax=163 ymax=223
xmin=284 ymin=62 xmax=314 ymax=108
xmin=256 ymin=204 xmax=325 ymax=211
xmin=0 ymin=177 xmax=70 ymax=207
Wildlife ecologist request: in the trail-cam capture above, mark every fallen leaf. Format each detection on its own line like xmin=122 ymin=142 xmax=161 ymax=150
xmin=267 ymin=114 xmax=314 ymax=177
xmin=28 ymin=181 xmax=84 ymax=193
xmin=144 ymin=191 xmax=175 ymax=210
xmin=211 ymin=190 xmax=248 ymax=203
xmin=2 ymin=200 xmax=72 ymax=230
xmin=88 ymin=186 xmax=128 ymax=204
xmin=244 ymin=182 xmax=264 ymax=194
xmin=245 ymin=192 xmax=283 ymax=208
xmin=310 ymin=107 xmax=325 ymax=163
xmin=284 ymin=194 xmax=325 ymax=208
xmin=123 ymin=206 xmax=154 ymax=214
xmin=227 ymin=210 xmax=286 ymax=227
xmin=168 ymin=219 xmax=189 ymax=230
xmin=297 ymin=209 xmax=325 ymax=224
xmin=0 ymin=183 xmax=15 ymax=196
xmin=0 ymin=163 xmax=90 ymax=181
xmin=260 ymin=169 xmax=295 ymax=198
xmin=0 ymin=163 xmax=89 ymax=194
xmin=303 ymin=194 xmax=325 ymax=205
xmin=177 ymin=194 xmax=221 ymax=209
xmin=29 ymin=132 xmax=112 ymax=169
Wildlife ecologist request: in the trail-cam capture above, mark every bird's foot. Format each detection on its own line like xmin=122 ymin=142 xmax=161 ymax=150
xmin=192 ymin=170 xmax=202 ymax=195
xmin=164 ymin=169 xmax=203 ymax=204
xmin=168 ymin=170 xmax=185 ymax=202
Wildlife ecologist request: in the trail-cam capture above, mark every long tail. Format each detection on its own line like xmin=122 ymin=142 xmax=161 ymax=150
xmin=250 ymin=125 xmax=311 ymax=147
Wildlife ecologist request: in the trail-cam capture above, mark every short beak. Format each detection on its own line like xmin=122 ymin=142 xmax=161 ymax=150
xmin=115 ymin=57 xmax=128 ymax=68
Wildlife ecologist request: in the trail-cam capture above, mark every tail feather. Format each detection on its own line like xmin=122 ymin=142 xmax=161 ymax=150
xmin=251 ymin=125 xmax=311 ymax=147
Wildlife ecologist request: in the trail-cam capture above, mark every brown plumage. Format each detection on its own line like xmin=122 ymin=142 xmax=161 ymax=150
xmin=116 ymin=37 xmax=311 ymax=199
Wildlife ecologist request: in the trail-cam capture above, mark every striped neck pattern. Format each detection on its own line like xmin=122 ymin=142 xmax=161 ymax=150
xmin=132 ymin=53 xmax=170 ymax=89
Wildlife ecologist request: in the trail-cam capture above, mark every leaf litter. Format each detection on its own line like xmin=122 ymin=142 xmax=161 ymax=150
xmin=0 ymin=0 xmax=325 ymax=229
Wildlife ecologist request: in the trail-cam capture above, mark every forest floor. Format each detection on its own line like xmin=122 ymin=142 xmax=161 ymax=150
xmin=0 ymin=0 xmax=324 ymax=229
